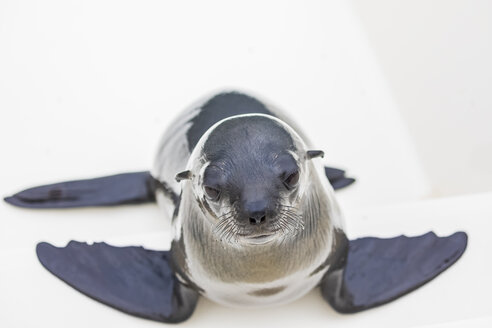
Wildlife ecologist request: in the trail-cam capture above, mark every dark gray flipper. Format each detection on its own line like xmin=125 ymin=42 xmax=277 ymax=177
xmin=321 ymin=231 xmax=468 ymax=313
xmin=324 ymin=166 xmax=355 ymax=190
xmin=4 ymin=171 xmax=156 ymax=208
xmin=36 ymin=241 xmax=199 ymax=323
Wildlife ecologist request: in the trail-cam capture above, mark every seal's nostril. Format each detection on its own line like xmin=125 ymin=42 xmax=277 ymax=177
xmin=249 ymin=215 xmax=266 ymax=225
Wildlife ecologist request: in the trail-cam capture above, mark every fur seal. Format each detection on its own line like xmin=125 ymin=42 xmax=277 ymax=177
xmin=152 ymin=92 xmax=346 ymax=306
xmin=5 ymin=91 xmax=467 ymax=323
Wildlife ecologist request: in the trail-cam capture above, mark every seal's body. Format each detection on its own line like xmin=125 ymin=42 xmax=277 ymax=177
xmin=152 ymin=92 xmax=347 ymax=307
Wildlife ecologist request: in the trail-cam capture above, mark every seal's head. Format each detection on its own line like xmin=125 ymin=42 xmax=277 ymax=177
xmin=177 ymin=114 xmax=323 ymax=246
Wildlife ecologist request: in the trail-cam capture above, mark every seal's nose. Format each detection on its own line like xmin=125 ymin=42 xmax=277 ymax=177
xmin=243 ymin=200 xmax=268 ymax=225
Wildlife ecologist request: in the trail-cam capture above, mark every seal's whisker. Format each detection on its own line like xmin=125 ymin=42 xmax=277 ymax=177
xmin=281 ymin=211 xmax=305 ymax=230
xmin=277 ymin=204 xmax=297 ymax=209
xmin=216 ymin=216 xmax=242 ymax=244
xmin=280 ymin=206 xmax=302 ymax=218
xmin=223 ymin=225 xmax=234 ymax=242
xmin=278 ymin=216 xmax=296 ymax=234
xmin=272 ymin=220 xmax=287 ymax=235
xmin=277 ymin=211 xmax=305 ymax=238
xmin=215 ymin=213 xmax=235 ymax=226
xmin=213 ymin=218 xmax=234 ymax=235
xmin=277 ymin=203 xmax=300 ymax=213
xmin=213 ymin=216 xmax=237 ymax=240
xmin=217 ymin=210 xmax=235 ymax=220
xmin=230 ymin=225 xmax=240 ymax=244
xmin=277 ymin=206 xmax=305 ymax=231
xmin=224 ymin=224 xmax=240 ymax=244
xmin=274 ymin=222 xmax=285 ymax=234
xmin=284 ymin=207 xmax=304 ymax=221
xmin=214 ymin=218 xmax=229 ymax=230
xmin=213 ymin=209 xmax=237 ymax=230
xmin=219 ymin=221 xmax=236 ymax=238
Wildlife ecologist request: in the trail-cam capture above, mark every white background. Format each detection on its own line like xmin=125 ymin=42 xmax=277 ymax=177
xmin=1 ymin=1 xmax=491 ymax=327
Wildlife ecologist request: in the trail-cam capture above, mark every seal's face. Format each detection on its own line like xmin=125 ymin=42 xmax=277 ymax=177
xmin=178 ymin=114 xmax=323 ymax=246
xmin=201 ymin=149 xmax=304 ymax=246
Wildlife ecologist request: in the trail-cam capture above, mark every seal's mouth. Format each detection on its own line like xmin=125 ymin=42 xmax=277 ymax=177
xmin=243 ymin=232 xmax=277 ymax=245
xmin=241 ymin=231 xmax=280 ymax=245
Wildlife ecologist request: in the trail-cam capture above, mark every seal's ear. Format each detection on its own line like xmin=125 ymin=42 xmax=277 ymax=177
xmin=175 ymin=170 xmax=192 ymax=182
xmin=307 ymin=150 xmax=324 ymax=159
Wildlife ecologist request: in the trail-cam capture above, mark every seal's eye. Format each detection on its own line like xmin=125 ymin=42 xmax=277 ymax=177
xmin=204 ymin=186 xmax=221 ymax=201
xmin=284 ymin=170 xmax=299 ymax=189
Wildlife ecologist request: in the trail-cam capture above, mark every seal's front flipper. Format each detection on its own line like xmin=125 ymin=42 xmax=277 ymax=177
xmin=321 ymin=231 xmax=467 ymax=313
xmin=36 ymin=241 xmax=199 ymax=323
xmin=4 ymin=171 xmax=156 ymax=208
xmin=324 ymin=166 xmax=355 ymax=190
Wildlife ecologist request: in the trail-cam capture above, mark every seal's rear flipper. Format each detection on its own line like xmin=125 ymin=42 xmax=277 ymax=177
xmin=321 ymin=231 xmax=467 ymax=313
xmin=36 ymin=241 xmax=199 ymax=323
xmin=324 ymin=166 xmax=355 ymax=190
xmin=4 ymin=171 xmax=156 ymax=208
